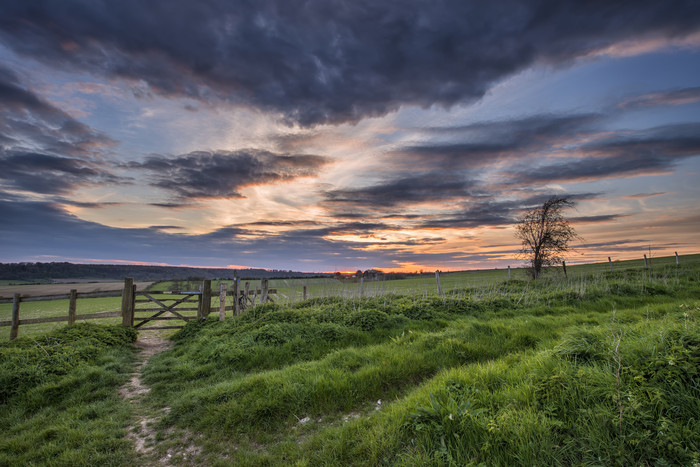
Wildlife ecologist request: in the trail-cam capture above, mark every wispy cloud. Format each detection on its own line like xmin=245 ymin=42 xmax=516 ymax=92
xmin=619 ymin=86 xmax=700 ymax=109
xmin=0 ymin=65 xmax=124 ymax=195
xmin=0 ymin=65 xmax=115 ymax=156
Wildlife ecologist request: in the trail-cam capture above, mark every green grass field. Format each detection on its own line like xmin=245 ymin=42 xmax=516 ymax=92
xmin=1 ymin=254 xmax=698 ymax=465
xmin=151 ymin=253 xmax=700 ymax=304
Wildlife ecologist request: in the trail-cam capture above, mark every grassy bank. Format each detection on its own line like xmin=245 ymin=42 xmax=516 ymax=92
xmin=0 ymin=324 xmax=137 ymax=466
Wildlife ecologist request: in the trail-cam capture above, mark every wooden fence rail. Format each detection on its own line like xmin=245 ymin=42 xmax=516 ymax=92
xmin=0 ymin=289 xmax=123 ymax=340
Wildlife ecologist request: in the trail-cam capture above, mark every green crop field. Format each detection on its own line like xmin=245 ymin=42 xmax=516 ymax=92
xmin=1 ymin=254 xmax=699 ymax=465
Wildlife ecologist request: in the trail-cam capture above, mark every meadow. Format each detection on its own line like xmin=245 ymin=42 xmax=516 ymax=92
xmin=0 ymin=255 xmax=698 ymax=465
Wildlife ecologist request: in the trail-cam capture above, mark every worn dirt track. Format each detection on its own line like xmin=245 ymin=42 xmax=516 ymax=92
xmin=120 ymin=331 xmax=202 ymax=465
xmin=120 ymin=333 xmax=172 ymax=463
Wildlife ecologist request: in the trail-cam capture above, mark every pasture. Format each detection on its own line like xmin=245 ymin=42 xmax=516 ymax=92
xmin=0 ymin=255 xmax=698 ymax=465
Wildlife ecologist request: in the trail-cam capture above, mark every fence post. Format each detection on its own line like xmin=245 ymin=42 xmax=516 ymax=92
xmin=643 ymin=254 xmax=648 ymax=269
xmin=244 ymin=282 xmax=250 ymax=310
xmin=608 ymin=257 xmax=613 ymax=273
xmin=219 ymin=282 xmax=227 ymax=321
xmin=10 ymin=293 xmax=20 ymax=340
xmin=435 ymin=270 xmax=442 ymax=295
xmin=303 ymin=285 xmax=308 ymax=301
xmin=68 ymin=289 xmax=77 ymax=325
xmin=232 ymin=279 xmax=240 ymax=315
xmin=121 ymin=278 xmax=135 ymax=327
xmin=359 ymin=276 xmax=364 ymax=298
xmin=562 ymin=261 xmax=567 ymax=278
xmin=675 ymin=251 xmax=679 ymax=266
xmin=261 ymin=278 xmax=269 ymax=303
xmin=199 ymin=279 xmax=212 ymax=319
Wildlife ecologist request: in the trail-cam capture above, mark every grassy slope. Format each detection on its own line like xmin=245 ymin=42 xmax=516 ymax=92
xmin=0 ymin=324 xmax=138 ymax=466
xmin=141 ymin=262 xmax=700 ymax=465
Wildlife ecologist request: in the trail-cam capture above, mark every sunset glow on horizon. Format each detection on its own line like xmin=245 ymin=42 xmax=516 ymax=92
xmin=1 ymin=1 xmax=699 ymax=273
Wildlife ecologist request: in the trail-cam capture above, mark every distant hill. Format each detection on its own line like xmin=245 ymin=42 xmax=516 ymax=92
xmin=0 ymin=262 xmax=330 ymax=281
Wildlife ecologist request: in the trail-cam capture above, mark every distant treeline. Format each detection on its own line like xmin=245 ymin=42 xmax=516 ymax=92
xmin=0 ymin=262 xmax=330 ymax=281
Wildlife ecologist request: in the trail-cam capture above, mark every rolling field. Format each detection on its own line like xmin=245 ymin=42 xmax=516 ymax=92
xmin=1 ymin=254 xmax=698 ymax=465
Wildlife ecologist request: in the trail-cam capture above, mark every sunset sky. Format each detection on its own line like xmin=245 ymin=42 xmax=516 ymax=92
xmin=1 ymin=1 xmax=699 ymax=272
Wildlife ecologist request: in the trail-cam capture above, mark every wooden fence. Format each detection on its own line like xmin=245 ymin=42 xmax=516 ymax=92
xmin=1 ymin=278 xmax=276 ymax=340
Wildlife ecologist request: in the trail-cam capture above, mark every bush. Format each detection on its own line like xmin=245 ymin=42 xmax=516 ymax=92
xmin=345 ymin=309 xmax=389 ymax=330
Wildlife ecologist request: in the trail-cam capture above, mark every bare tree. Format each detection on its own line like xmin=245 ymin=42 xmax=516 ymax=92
xmin=515 ymin=196 xmax=580 ymax=279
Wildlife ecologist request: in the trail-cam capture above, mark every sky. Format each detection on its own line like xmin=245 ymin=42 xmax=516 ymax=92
xmin=1 ymin=1 xmax=699 ymax=273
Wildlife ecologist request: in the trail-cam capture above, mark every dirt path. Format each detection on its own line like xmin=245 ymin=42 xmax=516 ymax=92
xmin=119 ymin=333 xmax=175 ymax=464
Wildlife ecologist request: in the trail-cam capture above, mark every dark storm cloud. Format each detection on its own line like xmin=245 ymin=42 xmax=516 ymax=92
xmin=1 ymin=1 xmax=697 ymax=126
xmin=127 ymin=149 xmax=329 ymax=199
xmin=400 ymin=114 xmax=602 ymax=168
xmin=0 ymin=150 xmax=123 ymax=195
xmin=414 ymin=195 xmax=567 ymax=229
xmin=569 ymin=214 xmax=625 ymax=224
xmin=324 ymin=172 xmax=479 ymax=208
xmin=507 ymin=123 xmax=700 ymax=184
xmin=148 ymin=202 xmax=194 ymax=209
xmin=57 ymin=200 xmax=124 ymax=209
xmin=619 ymin=86 xmax=700 ymax=109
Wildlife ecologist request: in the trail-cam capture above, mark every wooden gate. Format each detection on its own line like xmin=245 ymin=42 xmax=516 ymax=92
xmin=120 ymin=278 xmax=276 ymax=330
xmin=133 ymin=291 xmax=202 ymax=330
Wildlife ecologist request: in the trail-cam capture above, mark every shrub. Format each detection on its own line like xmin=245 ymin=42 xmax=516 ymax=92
xmin=345 ymin=309 xmax=389 ymax=330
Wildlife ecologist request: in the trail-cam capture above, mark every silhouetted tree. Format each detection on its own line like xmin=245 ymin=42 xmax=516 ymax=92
xmin=515 ymin=196 xmax=579 ymax=279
